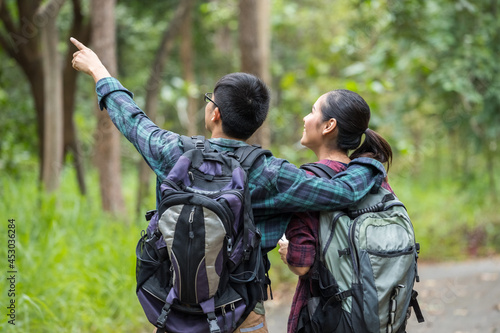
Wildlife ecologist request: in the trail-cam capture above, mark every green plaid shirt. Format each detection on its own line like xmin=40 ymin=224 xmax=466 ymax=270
xmin=96 ymin=77 xmax=386 ymax=250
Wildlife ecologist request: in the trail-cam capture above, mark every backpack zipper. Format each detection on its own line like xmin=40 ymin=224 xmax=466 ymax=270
xmin=160 ymin=193 xmax=232 ymax=233
xmin=187 ymin=206 xmax=196 ymax=302
xmin=142 ymin=285 xmax=166 ymax=303
xmin=188 ymin=207 xmax=195 ymax=240
xmin=224 ymin=189 xmax=244 ymax=202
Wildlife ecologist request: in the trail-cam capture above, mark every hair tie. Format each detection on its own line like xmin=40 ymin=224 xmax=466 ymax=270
xmin=365 ymin=128 xmax=370 ymax=134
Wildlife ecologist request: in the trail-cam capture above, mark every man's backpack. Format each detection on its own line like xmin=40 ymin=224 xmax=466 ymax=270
xmin=296 ymin=162 xmax=424 ymax=333
xmin=135 ymin=136 xmax=272 ymax=333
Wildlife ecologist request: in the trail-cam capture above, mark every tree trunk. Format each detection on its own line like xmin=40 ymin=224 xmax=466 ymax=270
xmin=136 ymin=0 xmax=196 ymax=213
xmin=181 ymin=6 xmax=197 ymax=137
xmin=37 ymin=0 xmax=66 ymax=191
xmin=486 ymin=146 xmax=497 ymax=202
xmin=91 ymin=0 xmax=125 ymax=212
xmin=239 ymin=0 xmax=271 ymax=147
xmin=1 ymin=0 xmax=88 ymax=190
xmin=62 ymin=0 xmax=91 ymax=195
xmin=27 ymin=67 xmax=46 ymax=180
xmin=1 ymin=1 xmax=45 ymax=180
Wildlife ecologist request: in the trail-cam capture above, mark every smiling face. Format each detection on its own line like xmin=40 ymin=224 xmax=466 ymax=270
xmin=300 ymin=94 xmax=328 ymax=151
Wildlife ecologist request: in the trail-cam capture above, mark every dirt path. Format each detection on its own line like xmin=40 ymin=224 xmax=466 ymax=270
xmin=266 ymin=256 xmax=500 ymax=333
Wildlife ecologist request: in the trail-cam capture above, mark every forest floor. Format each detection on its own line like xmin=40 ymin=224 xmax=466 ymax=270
xmin=266 ymin=256 xmax=500 ymax=333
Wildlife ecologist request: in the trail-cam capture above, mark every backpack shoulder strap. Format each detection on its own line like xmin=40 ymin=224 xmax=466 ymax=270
xmin=180 ymin=135 xmax=211 ymax=152
xmin=300 ymin=162 xmax=337 ymax=179
xmin=234 ymin=144 xmax=273 ymax=171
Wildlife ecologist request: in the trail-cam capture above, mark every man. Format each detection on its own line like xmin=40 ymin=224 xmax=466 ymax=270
xmin=70 ymin=37 xmax=386 ymax=332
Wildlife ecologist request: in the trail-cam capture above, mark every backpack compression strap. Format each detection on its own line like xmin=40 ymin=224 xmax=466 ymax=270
xmin=300 ymin=162 xmax=338 ymax=179
xmin=234 ymin=144 xmax=272 ymax=171
xmin=301 ymin=162 xmax=397 ymax=216
xmin=410 ymin=290 xmax=425 ymax=323
xmin=181 ymin=136 xmax=273 ymax=165
xmin=181 ymin=135 xmax=212 ymax=152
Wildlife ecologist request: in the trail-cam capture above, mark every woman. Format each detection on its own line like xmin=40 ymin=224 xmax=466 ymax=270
xmin=278 ymin=89 xmax=394 ymax=333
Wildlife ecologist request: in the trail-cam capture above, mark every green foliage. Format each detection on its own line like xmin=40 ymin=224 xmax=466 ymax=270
xmin=344 ymin=0 xmax=500 ymax=190
xmin=0 ymin=159 xmax=499 ymax=331
xmin=0 ymin=58 xmax=38 ymax=176
xmin=267 ymin=247 xmax=298 ymax=285
xmin=1 ymin=7 xmax=500 ymax=331
xmin=390 ymin=154 xmax=500 ymax=260
xmin=0 ymin=171 xmax=150 ymax=332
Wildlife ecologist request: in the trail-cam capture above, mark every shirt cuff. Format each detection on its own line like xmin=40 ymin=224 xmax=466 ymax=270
xmin=95 ymin=77 xmax=134 ymax=111
xmin=286 ymin=242 xmax=316 ymax=268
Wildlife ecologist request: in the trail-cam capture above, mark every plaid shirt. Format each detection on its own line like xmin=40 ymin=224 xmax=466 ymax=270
xmin=96 ymin=77 xmax=387 ymax=250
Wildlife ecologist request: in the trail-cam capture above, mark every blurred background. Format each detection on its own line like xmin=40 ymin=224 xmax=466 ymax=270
xmin=1 ymin=0 xmax=499 ymax=331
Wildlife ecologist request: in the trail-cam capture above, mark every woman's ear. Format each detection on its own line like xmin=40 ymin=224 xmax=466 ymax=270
xmin=323 ymin=118 xmax=337 ymax=135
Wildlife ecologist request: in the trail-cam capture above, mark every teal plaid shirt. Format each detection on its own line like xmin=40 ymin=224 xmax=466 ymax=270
xmin=96 ymin=77 xmax=386 ymax=250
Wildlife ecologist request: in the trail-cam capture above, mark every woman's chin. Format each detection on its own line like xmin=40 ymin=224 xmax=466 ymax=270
xmin=300 ymin=140 xmax=311 ymax=150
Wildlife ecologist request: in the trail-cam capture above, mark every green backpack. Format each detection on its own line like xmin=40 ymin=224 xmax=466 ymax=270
xmin=297 ymin=163 xmax=424 ymax=333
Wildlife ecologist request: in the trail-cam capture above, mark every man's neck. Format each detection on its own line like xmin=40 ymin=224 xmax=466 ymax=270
xmin=210 ymin=130 xmax=245 ymax=142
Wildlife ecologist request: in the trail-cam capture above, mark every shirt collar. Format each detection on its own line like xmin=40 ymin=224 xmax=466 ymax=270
xmin=208 ymin=137 xmax=250 ymax=149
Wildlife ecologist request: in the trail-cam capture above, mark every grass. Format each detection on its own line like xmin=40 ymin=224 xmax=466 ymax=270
xmin=0 ymin=169 xmax=151 ymax=332
xmin=390 ymin=172 xmax=500 ymax=261
xmin=1 ymin=162 xmax=499 ymax=331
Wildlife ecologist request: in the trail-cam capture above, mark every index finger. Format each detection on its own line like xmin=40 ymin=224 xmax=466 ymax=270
xmin=70 ymin=37 xmax=87 ymax=50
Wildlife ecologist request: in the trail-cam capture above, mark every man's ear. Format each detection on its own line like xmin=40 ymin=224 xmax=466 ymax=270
xmin=323 ymin=118 xmax=337 ymax=135
xmin=211 ymin=108 xmax=221 ymax=122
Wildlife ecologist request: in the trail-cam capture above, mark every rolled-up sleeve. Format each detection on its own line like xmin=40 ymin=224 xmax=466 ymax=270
xmin=285 ymin=212 xmax=317 ymax=268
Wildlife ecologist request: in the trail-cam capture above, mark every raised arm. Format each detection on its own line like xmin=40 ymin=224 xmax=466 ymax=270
xmin=70 ymin=38 xmax=182 ymax=179
xmin=251 ymin=156 xmax=386 ymax=214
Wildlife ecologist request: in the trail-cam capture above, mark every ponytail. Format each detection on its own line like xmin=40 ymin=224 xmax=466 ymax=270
xmin=320 ymin=90 xmax=393 ymax=170
xmin=349 ymin=129 xmax=393 ymax=171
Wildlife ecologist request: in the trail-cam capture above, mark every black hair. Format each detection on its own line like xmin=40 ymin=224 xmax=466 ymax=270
xmin=213 ymin=72 xmax=270 ymax=140
xmin=322 ymin=89 xmax=393 ymax=169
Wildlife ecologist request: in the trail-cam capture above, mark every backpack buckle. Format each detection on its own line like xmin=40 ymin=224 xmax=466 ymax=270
xmin=207 ymin=312 xmax=221 ymax=333
xmin=145 ymin=210 xmax=157 ymax=221
xmin=338 ymin=248 xmax=351 ymax=258
xmin=156 ymin=303 xmax=171 ymax=329
xmin=334 ymin=289 xmax=352 ymax=302
xmin=195 ymin=140 xmax=205 ymax=150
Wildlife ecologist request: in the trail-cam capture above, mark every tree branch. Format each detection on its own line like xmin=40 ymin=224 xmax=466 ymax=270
xmin=145 ymin=0 xmax=196 ymax=95
xmin=0 ymin=2 xmax=29 ymax=67
xmin=0 ymin=1 xmax=18 ymax=35
xmin=0 ymin=30 xmax=14 ymax=57
xmin=71 ymin=0 xmax=82 ymax=18
xmin=35 ymin=0 xmax=66 ymax=20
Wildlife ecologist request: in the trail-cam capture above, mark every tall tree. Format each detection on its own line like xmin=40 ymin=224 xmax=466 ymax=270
xmin=38 ymin=0 xmax=66 ymax=190
xmin=63 ymin=0 xmax=90 ymax=195
xmin=91 ymin=0 xmax=124 ymax=212
xmin=0 ymin=0 xmax=89 ymax=192
xmin=239 ymin=0 xmax=271 ymax=147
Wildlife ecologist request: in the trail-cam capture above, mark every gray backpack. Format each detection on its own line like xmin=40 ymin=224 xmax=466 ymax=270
xmin=297 ymin=163 xmax=424 ymax=333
